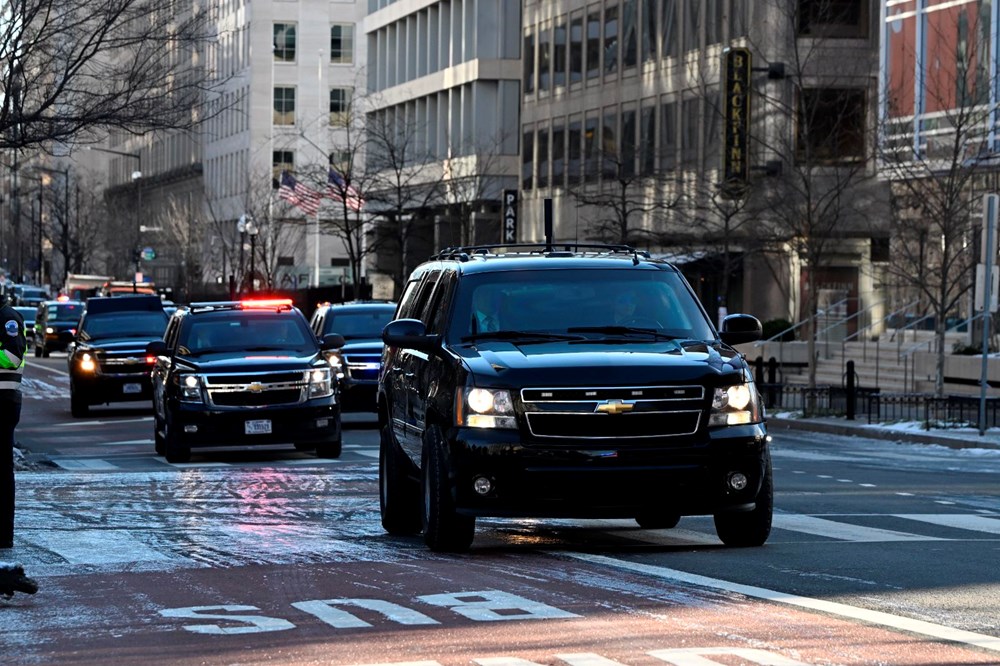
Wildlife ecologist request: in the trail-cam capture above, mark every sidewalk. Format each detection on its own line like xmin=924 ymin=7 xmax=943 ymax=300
xmin=767 ymin=414 xmax=1000 ymax=450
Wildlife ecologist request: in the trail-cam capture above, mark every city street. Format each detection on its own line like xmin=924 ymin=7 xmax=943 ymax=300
xmin=3 ymin=357 xmax=1000 ymax=665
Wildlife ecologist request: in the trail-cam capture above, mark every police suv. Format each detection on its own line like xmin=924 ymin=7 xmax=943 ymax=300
xmin=146 ymin=299 xmax=344 ymax=463
xmin=377 ymin=244 xmax=770 ymax=552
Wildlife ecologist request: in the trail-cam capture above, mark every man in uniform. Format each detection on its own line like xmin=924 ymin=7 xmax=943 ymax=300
xmin=0 ymin=281 xmax=27 ymax=550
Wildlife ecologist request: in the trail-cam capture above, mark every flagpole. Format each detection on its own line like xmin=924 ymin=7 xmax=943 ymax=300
xmin=315 ymin=48 xmax=323 ymax=290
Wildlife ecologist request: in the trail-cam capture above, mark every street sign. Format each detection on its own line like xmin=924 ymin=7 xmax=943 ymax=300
xmin=974 ymin=264 xmax=999 ymax=312
xmin=502 ymin=190 xmax=517 ymax=243
xmin=141 ymin=247 xmax=156 ymax=262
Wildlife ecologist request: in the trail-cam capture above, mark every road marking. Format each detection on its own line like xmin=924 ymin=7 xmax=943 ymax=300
xmin=32 ymin=529 xmax=183 ymax=564
xmin=566 ymin=553 xmax=1000 ymax=654
xmin=895 ymin=514 xmax=1000 ymax=535
xmin=50 ymin=459 xmax=121 ymax=471
xmin=772 ymin=514 xmax=945 ymax=542
xmin=53 ymin=417 xmax=153 ymax=426
xmin=26 ymin=361 xmax=70 ymax=377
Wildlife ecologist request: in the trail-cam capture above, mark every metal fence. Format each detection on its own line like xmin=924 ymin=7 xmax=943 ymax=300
xmin=759 ymin=383 xmax=1000 ymax=430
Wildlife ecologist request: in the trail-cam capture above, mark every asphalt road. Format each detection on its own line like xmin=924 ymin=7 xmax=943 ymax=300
xmin=3 ymin=354 xmax=1000 ymax=665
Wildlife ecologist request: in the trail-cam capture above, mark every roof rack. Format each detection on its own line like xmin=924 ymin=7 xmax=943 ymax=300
xmin=430 ymin=243 xmax=651 ymax=264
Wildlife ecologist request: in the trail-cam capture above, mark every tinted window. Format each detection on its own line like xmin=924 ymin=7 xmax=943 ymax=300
xmin=80 ymin=311 xmax=168 ymax=340
xmin=448 ymin=268 xmax=714 ymax=340
xmin=48 ymin=303 xmax=83 ymax=321
xmin=179 ymin=313 xmax=317 ymax=355
xmin=322 ymin=308 xmax=395 ymax=339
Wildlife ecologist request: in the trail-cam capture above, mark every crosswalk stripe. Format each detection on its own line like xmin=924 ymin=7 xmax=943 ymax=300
xmin=772 ymin=514 xmax=947 ymax=542
xmin=894 ymin=514 xmax=1000 ymax=535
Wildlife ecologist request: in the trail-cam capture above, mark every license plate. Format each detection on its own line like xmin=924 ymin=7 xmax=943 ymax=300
xmin=245 ymin=419 xmax=272 ymax=435
xmin=123 ymin=383 xmax=142 ymax=394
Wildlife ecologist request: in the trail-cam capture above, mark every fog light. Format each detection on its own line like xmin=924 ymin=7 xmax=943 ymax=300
xmin=472 ymin=476 xmax=493 ymax=496
xmin=727 ymin=472 xmax=748 ymax=491
xmin=184 ymin=425 xmax=199 ymax=434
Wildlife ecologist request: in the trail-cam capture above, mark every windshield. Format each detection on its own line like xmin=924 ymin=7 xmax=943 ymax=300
xmin=179 ymin=313 xmax=318 ymax=355
xmin=448 ymin=268 xmax=716 ymax=342
xmin=80 ymin=311 xmax=168 ymax=340
xmin=19 ymin=287 xmax=48 ymax=299
xmin=47 ymin=303 xmax=83 ymax=321
xmin=14 ymin=307 xmax=35 ymax=323
xmin=323 ymin=309 xmax=395 ymax=339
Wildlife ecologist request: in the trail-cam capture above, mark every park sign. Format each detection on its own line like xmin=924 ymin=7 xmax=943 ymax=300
xmin=722 ymin=47 xmax=752 ymax=199
xmin=502 ymin=189 xmax=517 ymax=243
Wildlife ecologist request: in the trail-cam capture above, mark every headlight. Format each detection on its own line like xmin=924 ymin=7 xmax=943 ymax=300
xmin=179 ymin=374 xmax=204 ymax=403
xmin=45 ymin=326 xmax=55 ymax=334
xmin=324 ymin=352 xmax=345 ymax=380
xmin=307 ymin=367 xmax=333 ymax=398
xmin=457 ymin=387 xmax=516 ymax=429
xmin=709 ymin=383 xmax=761 ymax=426
xmin=78 ymin=352 xmax=97 ymax=373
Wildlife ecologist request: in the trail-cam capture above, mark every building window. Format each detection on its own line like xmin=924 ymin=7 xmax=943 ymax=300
xmin=662 ymin=0 xmax=678 ymax=58
xmin=639 ymin=102 xmax=656 ymax=175
xmin=273 ymin=86 xmax=295 ymax=125
xmin=641 ymin=0 xmax=656 ymax=63
xmin=331 ymin=24 xmax=354 ymax=64
xmin=538 ymin=25 xmax=551 ymax=92
xmin=660 ymin=98 xmax=677 ymax=171
xmin=329 ymin=151 xmax=350 ymax=171
xmin=604 ymin=3 xmax=619 ymax=75
xmin=522 ymin=129 xmax=534 ymax=190
xmin=622 ymin=0 xmax=637 ymax=69
xmin=681 ymin=97 xmax=699 ymax=166
xmin=703 ymin=86 xmax=721 ymax=166
xmin=570 ymin=16 xmax=584 ymax=84
xmin=602 ymin=108 xmax=618 ymax=178
xmin=621 ymin=108 xmax=636 ymax=177
xmin=330 ymin=87 xmax=351 ymax=126
xmin=524 ymin=33 xmax=536 ymax=94
xmin=797 ymin=0 xmax=867 ymax=38
xmin=584 ymin=113 xmax=600 ymax=182
xmin=568 ymin=116 xmax=582 ymax=184
xmin=274 ymin=23 xmax=296 ymax=62
xmin=554 ymin=21 xmax=567 ymax=88
xmin=537 ymin=126 xmax=550 ymax=188
xmin=684 ymin=0 xmax=701 ymax=53
xmin=552 ymin=124 xmax=566 ymax=187
xmin=797 ymin=88 xmax=866 ymax=163
xmin=272 ymin=150 xmax=294 ymax=187
xmin=586 ymin=10 xmax=601 ymax=80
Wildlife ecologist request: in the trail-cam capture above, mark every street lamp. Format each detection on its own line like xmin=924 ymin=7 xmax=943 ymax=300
xmin=245 ymin=218 xmax=258 ymax=295
xmin=85 ymin=146 xmax=142 ymax=289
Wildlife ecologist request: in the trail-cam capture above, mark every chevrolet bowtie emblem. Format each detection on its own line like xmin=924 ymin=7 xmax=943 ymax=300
xmin=247 ymin=382 xmax=265 ymax=394
xmin=123 ymin=357 xmax=139 ymax=365
xmin=595 ymin=399 xmax=635 ymax=415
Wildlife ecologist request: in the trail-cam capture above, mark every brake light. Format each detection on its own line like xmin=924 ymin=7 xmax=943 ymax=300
xmin=240 ymin=298 xmax=293 ymax=309
xmin=146 ymin=355 xmax=157 ymax=365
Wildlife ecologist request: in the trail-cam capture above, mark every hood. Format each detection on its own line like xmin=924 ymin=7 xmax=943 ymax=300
xmin=453 ymin=340 xmax=747 ymax=387
xmin=182 ymin=352 xmax=323 ymax=374
xmin=339 ymin=338 xmax=383 ymax=354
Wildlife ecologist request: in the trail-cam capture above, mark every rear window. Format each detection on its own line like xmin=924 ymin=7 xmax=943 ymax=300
xmin=79 ymin=311 xmax=168 ymax=340
xmin=48 ymin=303 xmax=83 ymax=321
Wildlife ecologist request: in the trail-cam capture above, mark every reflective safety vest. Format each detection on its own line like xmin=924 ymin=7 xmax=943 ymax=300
xmin=0 ymin=303 xmax=26 ymax=392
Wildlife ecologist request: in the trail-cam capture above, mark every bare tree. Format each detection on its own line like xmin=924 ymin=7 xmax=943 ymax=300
xmin=0 ymin=0 xmax=225 ymax=151
xmin=878 ymin=5 xmax=990 ymax=395
xmin=438 ymin=133 xmax=514 ymax=248
xmin=158 ymin=195 xmax=204 ymax=301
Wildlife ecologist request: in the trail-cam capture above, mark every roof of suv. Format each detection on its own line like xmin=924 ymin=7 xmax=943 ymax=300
xmin=418 ymin=244 xmax=681 ymax=277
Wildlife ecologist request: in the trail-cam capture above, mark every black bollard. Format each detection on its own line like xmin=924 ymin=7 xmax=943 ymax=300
xmin=846 ymin=359 xmax=856 ymax=420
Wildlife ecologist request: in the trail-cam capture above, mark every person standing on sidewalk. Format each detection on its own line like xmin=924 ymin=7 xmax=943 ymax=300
xmin=0 ymin=282 xmax=27 ymax=549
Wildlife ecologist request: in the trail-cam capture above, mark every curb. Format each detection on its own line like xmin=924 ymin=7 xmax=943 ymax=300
xmin=766 ymin=417 xmax=1000 ymax=451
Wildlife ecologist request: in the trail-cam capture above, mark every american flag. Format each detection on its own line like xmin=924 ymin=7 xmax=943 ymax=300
xmin=278 ymin=171 xmax=322 ymax=215
xmin=328 ymin=168 xmax=365 ymax=212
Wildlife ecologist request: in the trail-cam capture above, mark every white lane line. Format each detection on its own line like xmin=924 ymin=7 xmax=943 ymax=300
xmin=54 ymin=417 xmax=154 ymax=427
xmin=50 ymin=459 xmax=121 ymax=471
xmin=772 ymin=514 xmax=945 ymax=542
xmin=565 ymin=553 xmax=1000 ymax=654
xmin=26 ymin=361 xmax=70 ymax=377
xmin=895 ymin=514 xmax=1000 ymax=535
xmin=30 ymin=529 xmax=184 ymax=564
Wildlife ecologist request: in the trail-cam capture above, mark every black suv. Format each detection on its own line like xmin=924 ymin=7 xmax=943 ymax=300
xmin=146 ymin=299 xmax=345 ymax=463
xmin=377 ymin=244 xmax=769 ymax=552
xmin=309 ymin=300 xmax=396 ymax=412
xmin=34 ymin=299 xmax=84 ymax=356
xmin=68 ymin=295 xmax=169 ymax=417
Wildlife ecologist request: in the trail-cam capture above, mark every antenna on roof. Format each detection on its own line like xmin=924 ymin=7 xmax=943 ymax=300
xmin=543 ymin=198 xmax=553 ymax=251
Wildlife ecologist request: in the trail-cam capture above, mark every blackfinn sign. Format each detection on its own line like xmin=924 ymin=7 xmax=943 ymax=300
xmin=721 ymin=47 xmax=752 ymax=199
xmin=502 ymin=189 xmax=517 ymax=243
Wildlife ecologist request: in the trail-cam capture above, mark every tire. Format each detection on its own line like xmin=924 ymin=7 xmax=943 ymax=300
xmin=422 ymin=425 xmax=475 ymax=552
xmin=635 ymin=511 xmax=681 ymax=530
xmin=70 ymin=383 xmax=89 ymax=418
xmin=163 ymin=418 xmax=191 ymax=464
xmin=41 ymin=344 xmax=50 ymax=358
xmin=714 ymin=456 xmax=773 ymax=548
xmin=379 ymin=424 xmax=421 ymax=535
xmin=315 ymin=438 xmax=342 ymax=459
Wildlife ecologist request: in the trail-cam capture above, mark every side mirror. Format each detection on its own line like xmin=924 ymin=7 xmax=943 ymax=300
xmin=719 ymin=314 xmax=762 ymax=346
xmin=320 ymin=333 xmax=346 ymax=350
xmin=382 ymin=318 xmax=441 ymax=353
xmin=146 ymin=340 xmax=168 ymax=357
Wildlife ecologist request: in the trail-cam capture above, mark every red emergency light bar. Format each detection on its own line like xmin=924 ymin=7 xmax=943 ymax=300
xmin=240 ymin=298 xmax=294 ymax=309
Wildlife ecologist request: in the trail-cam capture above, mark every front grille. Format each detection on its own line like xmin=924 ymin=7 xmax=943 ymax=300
xmin=521 ymin=385 xmax=705 ymax=440
xmin=99 ymin=353 xmax=152 ymax=376
xmin=203 ymin=371 xmax=308 ymax=407
xmin=344 ymin=353 xmax=381 ymax=381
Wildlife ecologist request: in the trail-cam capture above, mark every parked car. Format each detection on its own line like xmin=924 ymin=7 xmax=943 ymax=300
xmin=67 ymin=295 xmax=169 ymax=417
xmin=33 ymin=299 xmax=84 ymax=357
xmin=147 ymin=298 xmax=345 ymax=463
xmin=377 ymin=243 xmax=768 ymax=552
xmin=13 ymin=307 xmax=35 ymax=348
xmin=309 ymin=300 xmax=396 ymax=412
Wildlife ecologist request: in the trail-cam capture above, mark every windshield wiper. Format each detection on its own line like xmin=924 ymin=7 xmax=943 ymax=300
xmin=567 ymin=326 xmax=680 ymax=341
xmin=461 ymin=330 xmax=585 ymax=342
